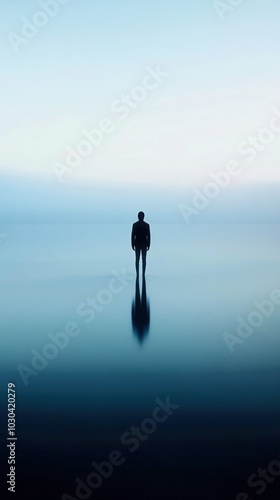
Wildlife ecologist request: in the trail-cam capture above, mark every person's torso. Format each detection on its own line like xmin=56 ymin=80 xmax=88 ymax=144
xmin=134 ymin=221 xmax=149 ymax=245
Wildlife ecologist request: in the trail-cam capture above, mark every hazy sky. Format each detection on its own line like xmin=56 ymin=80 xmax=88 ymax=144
xmin=1 ymin=0 xmax=280 ymax=186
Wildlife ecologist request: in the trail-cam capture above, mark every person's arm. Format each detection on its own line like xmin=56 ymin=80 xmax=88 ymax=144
xmin=131 ymin=224 xmax=135 ymax=250
xmin=147 ymin=224 xmax=151 ymax=250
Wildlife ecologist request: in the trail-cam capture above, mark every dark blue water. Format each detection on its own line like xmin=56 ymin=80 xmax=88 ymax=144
xmin=1 ymin=221 xmax=280 ymax=499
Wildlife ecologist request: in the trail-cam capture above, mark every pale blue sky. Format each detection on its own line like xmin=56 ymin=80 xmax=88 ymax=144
xmin=1 ymin=0 xmax=280 ymax=186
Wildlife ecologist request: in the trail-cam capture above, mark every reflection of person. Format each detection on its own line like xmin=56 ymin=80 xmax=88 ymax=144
xmin=131 ymin=275 xmax=150 ymax=343
xmin=131 ymin=212 xmax=151 ymax=275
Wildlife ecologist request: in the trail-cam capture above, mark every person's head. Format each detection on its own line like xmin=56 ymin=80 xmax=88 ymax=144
xmin=138 ymin=211 xmax=145 ymax=221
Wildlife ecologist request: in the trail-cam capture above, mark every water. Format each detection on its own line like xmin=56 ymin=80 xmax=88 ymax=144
xmin=1 ymin=220 xmax=280 ymax=499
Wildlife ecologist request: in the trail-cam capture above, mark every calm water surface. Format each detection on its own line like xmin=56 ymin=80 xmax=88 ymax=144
xmin=1 ymin=223 xmax=280 ymax=499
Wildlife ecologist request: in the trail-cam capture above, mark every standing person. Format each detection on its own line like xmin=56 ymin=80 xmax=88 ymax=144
xmin=131 ymin=212 xmax=151 ymax=275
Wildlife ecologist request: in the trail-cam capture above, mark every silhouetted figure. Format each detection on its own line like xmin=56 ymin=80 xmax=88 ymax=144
xmin=131 ymin=211 xmax=151 ymax=275
xmin=131 ymin=275 xmax=150 ymax=343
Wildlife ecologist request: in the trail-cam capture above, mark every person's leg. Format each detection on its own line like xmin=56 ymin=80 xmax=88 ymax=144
xmin=142 ymin=248 xmax=147 ymax=275
xmin=135 ymin=247 xmax=140 ymax=275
